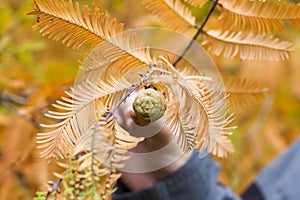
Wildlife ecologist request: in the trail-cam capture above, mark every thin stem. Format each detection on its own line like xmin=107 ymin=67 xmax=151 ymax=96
xmin=90 ymin=67 xmax=157 ymax=194
xmin=46 ymin=178 xmax=63 ymax=199
xmin=0 ymin=91 xmax=27 ymax=105
xmin=1 ymin=100 xmax=40 ymax=128
xmin=105 ymin=67 xmax=157 ymax=121
xmin=172 ymin=0 xmax=219 ymax=66
xmin=45 ymin=68 xmax=157 ymax=198
xmin=90 ymin=67 xmax=156 ymax=183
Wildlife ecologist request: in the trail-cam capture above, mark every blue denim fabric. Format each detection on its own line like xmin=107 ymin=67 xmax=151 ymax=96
xmin=242 ymin=183 xmax=264 ymax=200
xmin=112 ymin=138 xmax=300 ymax=200
xmin=112 ymin=150 xmax=241 ymax=200
xmin=255 ymin=138 xmax=300 ymax=200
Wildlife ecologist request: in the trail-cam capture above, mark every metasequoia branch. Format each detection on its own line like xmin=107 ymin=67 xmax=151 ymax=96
xmin=172 ymin=0 xmax=219 ymax=66
xmin=90 ymin=66 xmax=157 ymax=175
xmin=46 ymin=66 xmax=157 ymax=198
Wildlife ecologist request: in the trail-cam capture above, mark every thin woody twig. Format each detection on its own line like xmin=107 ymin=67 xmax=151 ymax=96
xmin=46 ymin=67 xmax=157 ymax=198
xmin=0 ymin=91 xmax=27 ymax=105
xmin=172 ymin=0 xmax=219 ymax=66
xmin=0 ymin=90 xmax=40 ymax=127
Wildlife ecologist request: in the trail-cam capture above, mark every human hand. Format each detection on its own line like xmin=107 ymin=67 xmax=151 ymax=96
xmin=114 ymin=90 xmax=191 ymax=191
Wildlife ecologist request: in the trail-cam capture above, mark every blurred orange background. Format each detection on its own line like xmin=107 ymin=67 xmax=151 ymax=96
xmin=0 ymin=0 xmax=299 ymax=199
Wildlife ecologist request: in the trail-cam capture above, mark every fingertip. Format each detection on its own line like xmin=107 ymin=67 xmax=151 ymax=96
xmin=129 ymin=110 xmax=149 ymax=126
xmin=129 ymin=109 xmax=136 ymax=118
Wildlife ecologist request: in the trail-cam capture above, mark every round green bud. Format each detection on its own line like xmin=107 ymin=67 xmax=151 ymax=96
xmin=133 ymin=88 xmax=167 ymax=122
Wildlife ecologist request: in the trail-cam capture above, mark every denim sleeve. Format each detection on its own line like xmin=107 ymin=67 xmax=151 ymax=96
xmin=255 ymin=138 xmax=300 ymax=200
xmin=112 ymin=150 xmax=241 ymax=200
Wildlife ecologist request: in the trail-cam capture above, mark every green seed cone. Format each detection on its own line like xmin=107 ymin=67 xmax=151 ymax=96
xmin=133 ymin=88 xmax=167 ymax=122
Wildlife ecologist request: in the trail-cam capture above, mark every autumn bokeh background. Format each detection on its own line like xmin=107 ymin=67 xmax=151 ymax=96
xmin=0 ymin=0 xmax=299 ymax=199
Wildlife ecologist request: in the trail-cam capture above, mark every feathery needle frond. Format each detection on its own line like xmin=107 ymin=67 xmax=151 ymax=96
xmin=224 ymin=77 xmax=268 ymax=110
xmin=218 ymin=0 xmax=300 ymax=33
xmin=27 ymin=0 xmax=121 ymax=50
xmin=37 ymin=76 xmax=133 ymax=159
xmin=28 ymin=0 xmax=152 ymax=72
xmin=143 ymin=0 xmax=295 ymax=61
xmin=184 ymin=0 xmax=209 ymax=7
xmin=202 ymin=30 xmax=294 ymax=61
xmin=152 ymin=57 xmax=234 ymax=157
xmin=143 ymin=0 xmax=197 ymax=33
